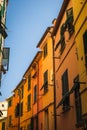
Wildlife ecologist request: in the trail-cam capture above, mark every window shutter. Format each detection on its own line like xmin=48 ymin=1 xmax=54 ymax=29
xmin=83 ymin=30 xmax=87 ymax=53
xmin=62 ymin=69 xmax=69 ymax=96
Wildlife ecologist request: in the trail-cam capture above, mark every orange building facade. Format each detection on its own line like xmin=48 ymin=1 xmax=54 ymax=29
xmin=52 ymin=0 xmax=83 ymax=130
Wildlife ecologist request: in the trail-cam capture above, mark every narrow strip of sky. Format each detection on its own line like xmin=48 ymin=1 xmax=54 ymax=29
xmin=0 ymin=0 xmax=63 ymax=101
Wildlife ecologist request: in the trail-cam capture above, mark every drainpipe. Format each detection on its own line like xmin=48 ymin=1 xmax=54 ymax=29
xmin=48 ymin=29 xmax=57 ymax=130
xmin=18 ymin=89 xmax=21 ymax=130
xmin=35 ymin=60 xmax=39 ymax=130
xmin=52 ymin=36 xmax=57 ymax=130
xmin=33 ymin=60 xmax=39 ymax=130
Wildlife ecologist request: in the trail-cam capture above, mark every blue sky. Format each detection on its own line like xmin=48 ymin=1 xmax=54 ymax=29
xmin=0 ymin=0 xmax=63 ymax=101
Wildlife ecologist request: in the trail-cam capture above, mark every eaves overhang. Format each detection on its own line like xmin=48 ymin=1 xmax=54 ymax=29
xmin=23 ymin=51 xmax=42 ymax=77
xmin=36 ymin=26 xmax=54 ymax=48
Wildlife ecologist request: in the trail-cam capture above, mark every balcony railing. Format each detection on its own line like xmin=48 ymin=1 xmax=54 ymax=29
xmin=0 ymin=47 xmax=10 ymax=74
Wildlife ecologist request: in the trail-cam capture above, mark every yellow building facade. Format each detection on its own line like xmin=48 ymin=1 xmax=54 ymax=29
xmin=72 ymin=0 xmax=87 ymax=129
xmin=37 ymin=26 xmax=54 ymax=130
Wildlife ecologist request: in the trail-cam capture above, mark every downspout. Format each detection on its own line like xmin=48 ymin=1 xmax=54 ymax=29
xmin=51 ymin=35 xmax=57 ymax=130
xmin=34 ymin=60 xmax=39 ymax=130
xmin=36 ymin=61 xmax=39 ymax=130
xmin=48 ymin=28 xmax=57 ymax=130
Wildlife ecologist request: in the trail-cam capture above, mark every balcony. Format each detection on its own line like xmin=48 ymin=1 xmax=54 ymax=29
xmin=0 ymin=47 xmax=10 ymax=74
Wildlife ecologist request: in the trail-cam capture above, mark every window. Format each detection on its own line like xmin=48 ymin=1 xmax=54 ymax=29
xmin=8 ymin=99 xmax=12 ymax=108
xmin=44 ymin=70 xmax=48 ymax=93
xmin=84 ymin=119 xmax=87 ymax=130
xmin=31 ymin=117 xmax=34 ymax=130
xmin=66 ymin=8 xmax=74 ymax=37
xmin=20 ymin=102 xmax=23 ymax=116
xmin=27 ymin=124 xmax=31 ymax=130
xmin=83 ymin=30 xmax=87 ymax=68
xmin=44 ymin=109 xmax=49 ymax=130
xmin=62 ymin=69 xmax=70 ymax=111
xmin=20 ymin=127 xmax=23 ymax=130
xmin=43 ymin=44 xmax=47 ymax=58
xmin=2 ymin=104 xmax=4 ymax=107
xmin=34 ymin=116 xmax=38 ymax=130
xmin=60 ymin=35 xmax=65 ymax=54
xmin=21 ymin=85 xmax=24 ymax=99
xmin=28 ymin=74 xmax=31 ymax=90
xmin=9 ymin=116 xmax=12 ymax=127
xmin=27 ymin=94 xmax=31 ymax=111
xmin=15 ymin=103 xmax=20 ymax=117
xmin=34 ymin=85 xmax=37 ymax=103
xmin=66 ymin=8 xmax=73 ymax=19
xmin=2 ymin=122 xmax=5 ymax=130
xmin=75 ymin=83 xmax=82 ymax=126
